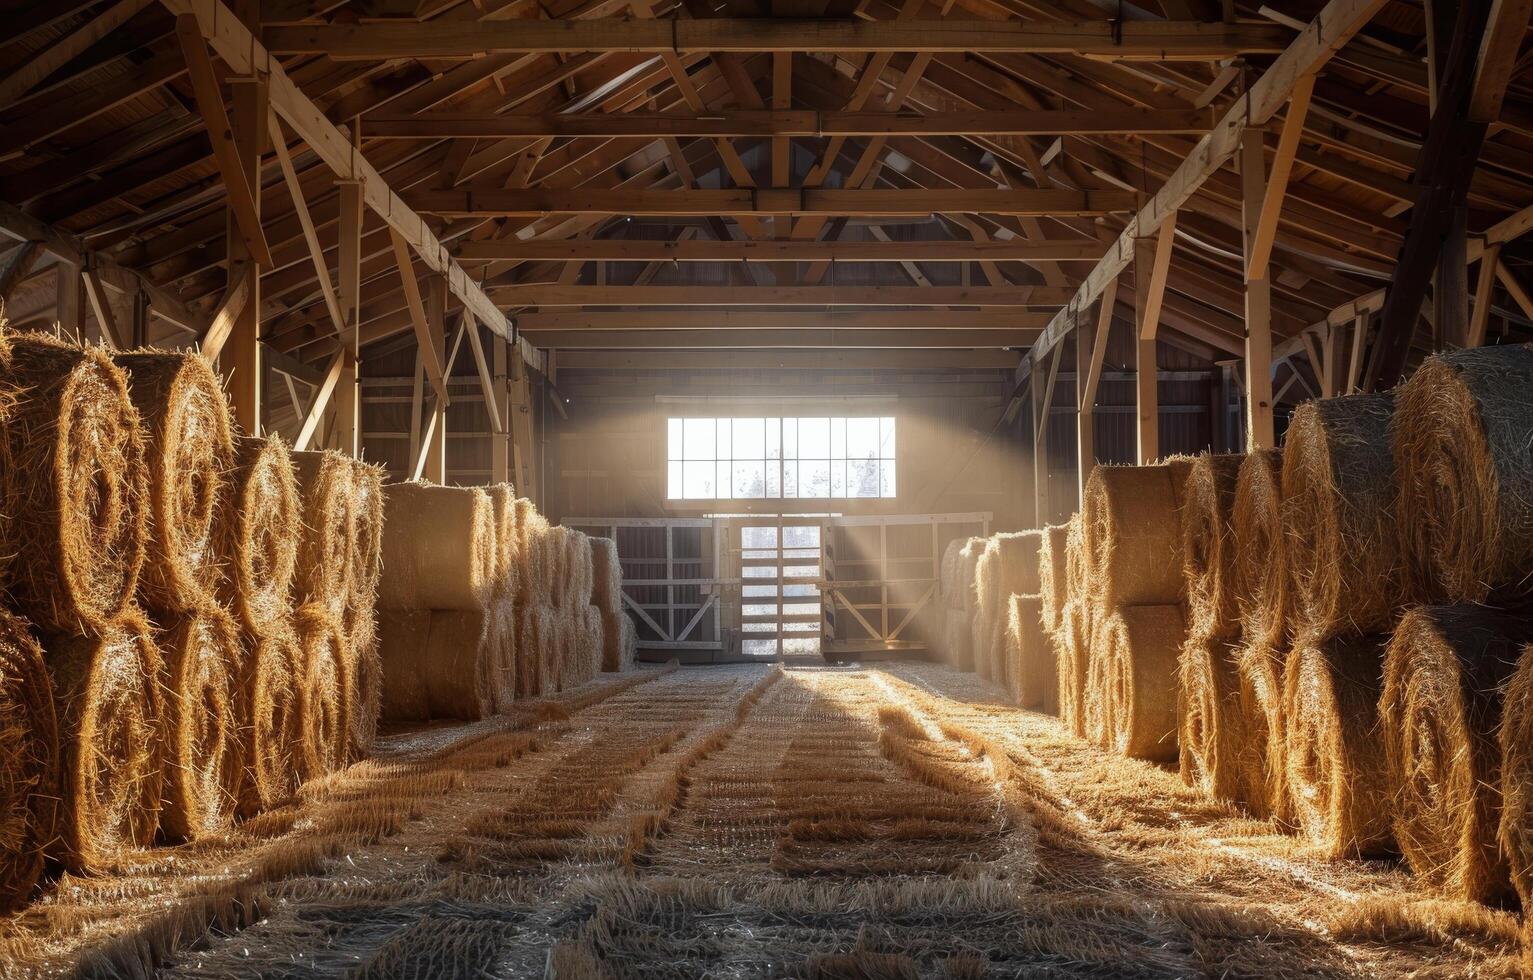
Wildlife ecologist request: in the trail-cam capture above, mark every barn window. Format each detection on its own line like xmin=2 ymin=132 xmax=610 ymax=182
xmin=666 ymin=417 xmax=896 ymax=500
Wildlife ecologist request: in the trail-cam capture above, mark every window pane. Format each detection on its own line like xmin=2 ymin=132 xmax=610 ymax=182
xmin=716 ymin=461 xmax=731 ymax=499
xmin=782 ymin=565 xmax=819 ymax=579
xmin=880 ymin=416 xmax=896 ymax=457
xmin=831 ymin=417 xmax=846 ymax=460
xmin=880 ymin=460 xmax=896 ymax=498
xmin=783 ymin=638 xmax=819 ymax=655
xmin=742 ymin=585 xmax=778 ymax=598
xmin=743 ymin=566 xmax=776 ymax=578
xmin=782 ymin=460 xmax=798 ymax=497
xmin=766 ymin=460 xmax=781 ymax=498
xmin=782 ymin=583 xmax=818 ymax=598
xmin=830 ymin=458 xmax=846 ymax=497
xmin=667 ymin=418 xmax=683 ymax=460
xmin=667 ymin=461 xmax=682 ymax=499
xmin=849 ymin=458 xmax=879 ymax=498
xmin=683 ymin=460 xmax=715 ymax=498
xmin=784 ymin=525 xmax=819 ymax=547
xmin=741 ymin=526 xmax=777 ymax=548
xmin=783 ymin=417 xmax=797 ymax=459
xmin=802 ymin=460 xmax=831 ymax=498
xmin=847 ymin=417 xmax=879 ymax=460
xmin=742 ymin=639 xmax=777 ymax=657
xmin=733 ymin=460 xmax=766 ymax=498
xmin=734 ymin=418 xmax=765 ymax=459
xmin=716 ymin=417 xmax=731 ymax=460
xmin=683 ymin=419 xmax=715 ymax=460
xmin=767 ymin=418 xmax=781 ymax=460
xmin=800 ymin=418 xmax=830 ymax=458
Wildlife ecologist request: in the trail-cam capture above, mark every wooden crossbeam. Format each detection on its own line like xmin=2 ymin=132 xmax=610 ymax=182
xmin=513 ymin=310 xmax=1048 ymax=329
xmin=363 ymin=108 xmax=1216 ymax=138
xmin=1244 ymin=74 xmax=1317 ymax=277
xmin=264 ymin=19 xmax=1293 ymax=59
xmin=390 ymin=228 xmax=450 ymax=405
xmin=556 ymin=349 xmax=1017 ymax=370
xmin=293 ymin=351 xmax=344 ymax=452
xmin=518 ymin=327 xmax=1037 ymax=348
xmin=197 ymin=273 xmax=251 ymax=362
xmin=460 ymin=239 xmax=1100 ymax=263
xmin=494 ymin=285 xmax=1074 ymax=307
xmin=408 ymin=188 xmax=1136 ymax=217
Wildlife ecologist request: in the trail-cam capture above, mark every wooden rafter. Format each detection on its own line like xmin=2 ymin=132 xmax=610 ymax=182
xmin=407 ymin=188 xmax=1137 ymax=217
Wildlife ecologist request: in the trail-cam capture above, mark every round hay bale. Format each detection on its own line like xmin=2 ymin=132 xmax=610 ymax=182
xmin=956 ymin=537 xmax=985 ymax=615
xmin=941 ymin=538 xmax=967 ymax=611
xmin=1392 ymin=345 xmax=1533 ymax=604
xmin=1282 ymin=634 xmax=1393 ymax=858
xmin=1281 ymin=393 xmax=1401 ymax=637
xmin=1038 ymin=524 xmax=1070 ymax=635
xmin=0 ymin=333 xmax=147 ymax=634
xmin=1083 ymin=464 xmax=1185 ymax=608
xmin=1178 ymin=632 xmax=1252 ymax=803
xmin=0 ymin=610 xmax=58 ymax=913
xmin=378 ymin=483 xmax=496 ymax=611
xmin=290 ymin=451 xmax=356 ymax=613
xmin=377 ymin=608 xmax=432 ymax=723
xmin=342 ymin=597 xmax=380 ymax=758
xmin=488 ymin=484 xmax=519 ymax=602
xmin=1008 ymin=594 xmax=1052 ymax=710
xmin=1094 ymin=605 xmax=1183 ymax=761
xmin=1234 ymin=639 xmax=1288 ymax=823
xmin=238 ymin=624 xmax=302 ymax=816
xmin=350 ymin=459 xmax=384 ymax=611
xmin=156 ymin=606 xmax=242 ymax=840
xmin=113 ymin=351 xmax=234 ymax=611
xmin=573 ymin=605 xmax=602 ymax=689
xmin=1232 ymin=448 xmax=1287 ymax=649
xmin=216 ymin=436 xmax=299 ymax=633
xmin=1064 ymin=515 xmax=1090 ymax=610
xmin=1181 ymin=454 xmax=1244 ymax=640
xmin=1500 ymin=642 xmax=1533 ymax=912
xmin=1057 ymin=600 xmax=1091 ymax=738
xmin=1382 ymin=604 xmax=1533 ymax=903
xmin=293 ymin=604 xmax=348 ymax=781
xmin=46 ymin=608 xmax=162 ymax=871
xmin=514 ymin=499 xmax=550 ymax=606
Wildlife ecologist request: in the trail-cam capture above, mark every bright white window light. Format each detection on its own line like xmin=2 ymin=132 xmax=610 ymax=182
xmin=666 ymin=416 xmax=896 ymax=500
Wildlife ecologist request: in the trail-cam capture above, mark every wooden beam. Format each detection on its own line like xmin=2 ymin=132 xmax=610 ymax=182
xmin=494 ymin=285 xmax=1074 ymax=307
xmin=165 ymin=0 xmax=542 ymax=372
xmin=0 ymin=243 xmax=40 ymax=303
xmin=269 ymin=111 xmax=344 ymax=336
xmin=459 ymin=239 xmax=1102 ymax=263
xmin=1244 ymin=74 xmax=1317 ymax=277
xmin=555 ymin=349 xmax=1016 ymax=370
xmin=1020 ymin=0 xmax=1386 ymax=374
xmin=294 ymin=351 xmax=344 ymax=452
xmin=389 ymin=227 xmax=449 ymax=404
xmin=174 ymin=15 xmax=274 ymax=268
xmin=462 ymin=309 xmax=504 ymax=435
xmin=422 ymin=275 xmax=448 ymax=483
xmin=1133 ymin=238 xmax=1158 ymax=464
xmin=264 ymin=19 xmax=1293 ymax=59
xmin=1078 ymin=278 xmax=1116 ymax=503
xmin=1498 ymin=262 xmax=1533 ymax=322
xmin=1032 ymin=344 xmax=1062 ymax=524
xmin=407 ymin=188 xmax=1137 ymax=217
xmin=333 ymin=178 xmax=363 ymax=456
xmin=1467 ymin=246 xmax=1501 ymax=348
xmin=1468 ymin=0 xmax=1533 ymax=125
xmin=0 ymin=0 xmax=153 ymax=106
xmin=362 ymin=108 xmax=1217 ymax=139
xmin=1136 ymin=214 xmax=1177 ymax=342
xmin=197 ymin=273 xmax=251 ymax=363
xmin=520 ymin=327 xmax=1037 ymax=348
xmin=513 ymin=310 xmax=1049 ymax=329
xmin=80 ymin=270 xmax=127 ymax=350
xmin=1242 ymin=127 xmax=1276 ymax=450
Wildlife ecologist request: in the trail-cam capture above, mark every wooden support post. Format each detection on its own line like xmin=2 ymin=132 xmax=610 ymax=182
xmin=1032 ymin=346 xmax=1061 ymax=525
xmin=423 ymin=276 xmax=449 ymax=484
xmin=332 ymin=178 xmax=363 ymax=456
xmin=509 ymin=346 xmax=538 ymax=502
xmin=1469 ymin=243 xmax=1502 ymax=348
xmin=226 ymin=73 xmax=268 ymax=433
xmin=80 ymin=269 xmax=126 ymax=349
xmin=1241 ymin=127 xmax=1276 ymax=448
xmin=1133 ymin=237 xmax=1159 ymax=463
xmin=55 ymin=262 xmax=82 ymax=336
xmin=491 ymin=335 xmax=512 ymax=485
xmin=1078 ymin=279 xmax=1116 ymax=502
xmin=1436 ymin=204 xmax=1470 ymax=348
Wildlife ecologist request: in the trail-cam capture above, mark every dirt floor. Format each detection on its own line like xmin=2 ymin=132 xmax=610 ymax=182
xmin=0 ymin=661 xmax=1525 ymax=978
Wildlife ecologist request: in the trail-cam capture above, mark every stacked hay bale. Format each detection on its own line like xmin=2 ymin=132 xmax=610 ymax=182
xmin=944 ymin=537 xmax=986 ymax=670
xmin=1056 ymin=516 xmax=1092 ymax=736
xmin=590 ymin=536 xmax=633 ymax=672
xmin=376 ymin=482 xmax=507 ymax=722
xmin=516 ymin=522 xmax=602 ymax=694
xmin=1386 ymin=345 xmax=1533 ymax=906
xmin=938 ymin=538 xmax=970 ymax=669
xmin=983 ymin=531 xmax=1046 ymax=705
xmin=1279 ymin=392 xmax=1399 ymax=858
xmin=0 ymin=333 xmax=161 ymax=885
xmin=114 ymin=350 xmax=241 ymax=842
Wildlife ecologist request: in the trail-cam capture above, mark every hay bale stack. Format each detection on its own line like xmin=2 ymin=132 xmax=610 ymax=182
xmin=1282 ymin=634 xmax=1393 ymax=858
xmin=619 ymin=615 xmax=637 ymax=667
xmin=45 ymin=609 xmax=162 ymax=872
xmin=377 ymin=609 xmax=432 ymax=722
xmin=590 ymin=537 xmax=626 ymax=672
xmin=1083 ymin=464 xmax=1186 ymax=608
xmin=488 ymin=483 xmax=519 ymax=603
xmin=1007 ymin=594 xmax=1052 ymax=710
xmin=1038 ymin=524 xmax=1069 ymax=635
xmin=566 ymin=528 xmax=594 ymax=610
xmin=1091 ymin=605 xmax=1183 ymax=762
xmin=1500 ymin=643 xmax=1533 ymax=914
xmin=113 ymin=351 xmax=234 ymax=612
xmin=1232 ymin=449 xmax=1288 ymax=649
xmin=0 ymin=333 xmax=147 ymax=635
xmin=1057 ymin=600 xmax=1091 ymax=737
xmin=1392 ymin=345 xmax=1533 ymax=604
xmin=972 ymin=539 xmax=1004 ymax=681
xmin=979 ymin=531 xmax=1043 ymax=683
xmin=216 ymin=436 xmax=299 ymax=633
xmin=290 ymin=450 xmax=356 ymax=613
xmin=514 ymin=498 xmax=551 ymax=601
xmin=378 ymin=483 xmax=496 ymax=611
xmin=1281 ymin=393 xmax=1401 ymax=637
xmin=237 ymin=624 xmax=302 ymax=815
xmin=343 ymin=460 xmax=384 ymax=758
xmin=378 ymin=608 xmax=499 ymax=722
xmin=293 ymin=604 xmax=348 ymax=780
xmin=941 ymin=538 xmax=966 ymax=609
xmin=1234 ymin=639 xmax=1288 ymax=823
xmin=156 ymin=606 xmax=242 ymax=840
xmin=1064 ymin=516 xmax=1090 ymax=610
xmin=1178 ymin=633 xmax=1253 ymax=804
xmin=350 ymin=460 xmax=384 ymax=612
xmin=1180 ymin=455 xmax=1244 ymax=640
xmin=0 ymin=610 xmax=58 ymax=913
xmin=1381 ymin=604 xmax=1533 ymax=903
xmin=948 ymin=537 xmax=986 ymax=670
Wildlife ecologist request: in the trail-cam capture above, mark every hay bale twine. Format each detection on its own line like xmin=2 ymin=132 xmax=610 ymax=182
xmin=1282 ymin=634 xmax=1393 ymax=857
xmin=1392 ymin=345 xmax=1533 ymax=604
xmin=238 ymin=624 xmax=302 ymax=815
xmin=113 ymin=351 xmax=234 ymax=611
xmin=488 ymin=484 xmax=519 ymax=602
xmin=1234 ymin=640 xmax=1288 ymax=823
xmin=1281 ymin=393 xmax=1401 ymax=637
xmin=45 ymin=608 xmax=162 ymax=871
xmin=216 ymin=436 xmax=299 ymax=633
xmin=0 ymin=610 xmax=58 ymax=912
xmin=1180 ymin=454 xmax=1244 ymax=640
xmin=293 ymin=604 xmax=348 ymax=781
xmin=1499 ymin=642 xmax=1533 ymax=912
xmin=1057 ymin=600 xmax=1091 ymax=738
xmin=1007 ymin=595 xmax=1052 ymax=710
xmin=377 ymin=483 xmax=495 ymax=612
xmin=1083 ymin=465 xmax=1186 ymax=608
xmin=1232 ymin=448 xmax=1288 ymax=649
xmin=290 ymin=451 xmax=356 ymax=613
xmin=1038 ymin=524 xmax=1070 ymax=635
xmin=1178 ymin=632 xmax=1252 ymax=804
xmin=156 ymin=606 xmax=242 ymax=840
xmin=1095 ymin=605 xmax=1183 ymax=761
xmin=1382 ymin=604 xmax=1533 ymax=903
xmin=0 ymin=333 xmax=147 ymax=634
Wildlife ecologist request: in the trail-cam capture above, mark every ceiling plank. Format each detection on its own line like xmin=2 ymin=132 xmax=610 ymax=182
xmin=458 ymin=238 xmax=1101 ymax=262
xmin=493 ymin=284 xmax=1074 ymax=306
xmin=519 ymin=327 xmax=1037 ymax=348
xmin=513 ymin=310 xmax=1049 ymax=329
xmin=407 ymin=187 xmax=1137 ymax=216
